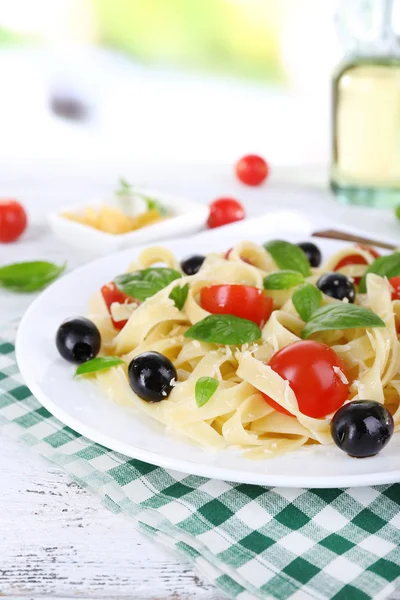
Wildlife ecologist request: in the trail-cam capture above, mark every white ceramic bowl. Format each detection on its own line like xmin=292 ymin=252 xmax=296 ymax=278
xmin=48 ymin=188 xmax=208 ymax=254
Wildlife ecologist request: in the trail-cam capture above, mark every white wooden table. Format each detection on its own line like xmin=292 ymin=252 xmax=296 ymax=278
xmin=1 ymin=159 xmax=398 ymax=599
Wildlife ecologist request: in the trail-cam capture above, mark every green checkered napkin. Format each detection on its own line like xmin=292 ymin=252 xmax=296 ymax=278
xmin=1 ymin=320 xmax=399 ymax=600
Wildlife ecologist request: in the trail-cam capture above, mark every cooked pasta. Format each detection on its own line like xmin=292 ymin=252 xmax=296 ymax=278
xmin=85 ymin=241 xmax=400 ymax=458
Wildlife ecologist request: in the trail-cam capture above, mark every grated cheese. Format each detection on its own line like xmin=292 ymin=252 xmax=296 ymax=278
xmin=110 ymin=301 xmax=138 ymax=322
xmin=333 ymin=366 xmax=349 ymax=385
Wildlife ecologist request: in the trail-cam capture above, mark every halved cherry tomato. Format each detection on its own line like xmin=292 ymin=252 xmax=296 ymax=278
xmin=200 ymin=284 xmax=273 ymax=327
xmin=357 ymin=244 xmax=380 ymax=259
xmin=262 ymin=340 xmax=349 ymax=418
xmin=207 ymin=198 xmax=245 ymax=229
xmin=235 ymin=154 xmax=269 ymax=186
xmin=334 ymin=245 xmax=380 ymax=274
xmin=0 ymin=199 xmax=27 ymax=242
xmin=101 ymin=282 xmax=133 ymax=330
xmin=389 ymin=276 xmax=400 ymax=301
xmin=225 ymin=248 xmax=251 ymax=264
xmin=334 ymin=254 xmax=368 ymax=271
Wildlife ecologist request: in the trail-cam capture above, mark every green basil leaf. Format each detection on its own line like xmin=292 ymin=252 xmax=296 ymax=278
xmin=169 ymin=283 xmax=189 ymax=311
xmin=75 ymin=356 xmax=124 ymax=377
xmin=264 ymin=240 xmax=311 ymax=277
xmin=359 ymin=252 xmax=400 ymax=293
xmin=184 ymin=314 xmax=261 ymax=345
xmin=116 ymin=177 xmax=132 ymax=196
xmin=195 ymin=376 xmax=219 ymax=407
xmin=292 ymin=283 xmax=322 ymax=322
xmin=142 ymin=195 xmax=169 ymax=217
xmin=263 ymin=270 xmax=304 ymax=290
xmin=0 ymin=261 xmax=66 ymax=292
xmin=115 ymin=268 xmax=181 ymax=301
xmin=116 ymin=177 xmax=168 ymax=216
xmin=301 ymin=304 xmax=385 ymax=339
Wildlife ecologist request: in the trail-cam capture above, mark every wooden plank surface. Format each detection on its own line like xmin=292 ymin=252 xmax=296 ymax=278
xmin=0 ymin=432 xmax=226 ymax=599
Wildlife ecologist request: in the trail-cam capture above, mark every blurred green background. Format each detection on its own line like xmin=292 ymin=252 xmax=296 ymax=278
xmin=0 ymin=0 xmax=333 ymax=164
xmin=0 ymin=0 xmax=286 ymax=83
xmin=93 ymin=0 xmax=284 ymax=82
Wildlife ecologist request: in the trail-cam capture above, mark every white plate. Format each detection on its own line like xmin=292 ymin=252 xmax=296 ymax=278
xmin=48 ymin=187 xmax=208 ymax=254
xmin=16 ymin=229 xmax=400 ymax=488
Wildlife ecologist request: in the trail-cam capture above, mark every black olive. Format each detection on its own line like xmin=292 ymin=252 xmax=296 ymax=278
xmin=180 ymin=255 xmax=205 ymax=275
xmin=56 ymin=317 xmax=101 ymax=364
xmin=128 ymin=351 xmax=177 ymax=402
xmin=317 ymin=272 xmax=356 ymax=303
xmin=297 ymin=242 xmax=322 ymax=267
xmin=331 ymin=400 xmax=394 ymax=458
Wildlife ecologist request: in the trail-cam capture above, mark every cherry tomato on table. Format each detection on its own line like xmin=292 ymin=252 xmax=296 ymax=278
xmin=262 ymin=340 xmax=349 ymax=418
xmin=0 ymin=199 xmax=27 ymax=242
xmin=200 ymin=284 xmax=273 ymax=327
xmin=235 ymin=154 xmax=269 ymax=186
xmin=207 ymin=198 xmax=245 ymax=229
xmin=101 ymin=282 xmax=134 ymax=330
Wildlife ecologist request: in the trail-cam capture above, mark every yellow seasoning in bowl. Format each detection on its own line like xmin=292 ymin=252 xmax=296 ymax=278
xmin=63 ymin=205 xmax=165 ymax=235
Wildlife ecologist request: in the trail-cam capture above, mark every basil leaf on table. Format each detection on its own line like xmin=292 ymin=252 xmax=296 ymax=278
xmin=264 ymin=240 xmax=311 ymax=277
xmin=169 ymin=283 xmax=189 ymax=311
xmin=195 ymin=376 xmax=219 ymax=407
xmin=301 ymin=304 xmax=385 ymax=339
xmin=115 ymin=268 xmax=181 ymax=301
xmin=184 ymin=314 xmax=261 ymax=345
xmin=263 ymin=270 xmax=304 ymax=290
xmin=292 ymin=283 xmax=322 ymax=322
xmin=0 ymin=261 xmax=66 ymax=292
xmin=359 ymin=252 xmax=400 ymax=293
xmin=75 ymin=356 xmax=124 ymax=377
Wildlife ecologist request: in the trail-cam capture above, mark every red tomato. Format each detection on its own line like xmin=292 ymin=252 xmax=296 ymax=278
xmin=207 ymin=198 xmax=245 ymax=229
xmin=357 ymin=244 xmax=380 ymax=259
xmin=225 ymin=248 xmax=251 ymax=264
xmin=335 ymin=245 xmax=380 ymax=272
xmin=334 ymin=254 xmax=368 ymax=271
xmin=200 ymin=284 xmax=273 ymax=327
xmin=0 ymin=199 xmax=27 ymax=242
xmin=101 ymin=282 xmax=133 ymax=330
xmin=235 ymin=154 xmax=269 ymax=186
xmin=262 ymin=341 xmax=349 ymax=418
xmin=389 ymin=276 xmax=400 ymax=300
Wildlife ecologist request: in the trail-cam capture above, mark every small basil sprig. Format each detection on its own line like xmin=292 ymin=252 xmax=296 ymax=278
xmin=0 ymin=261 xmax=66 ymax=292
xmin=292 ymin=283 xmax=322 ymax=322
xmin=359 ymin=252 xmax=400 ymax=293
xmin=116 ymin=177 xmax=168 ymax=216
xmin=169 ymin=283 xmax=189 ymax=310
xmin=195 ymin=376 xmax=219 ymax=407
xmin=75 ymin=356 xmax=124 ymax=377
xmin=184 ymin=314 xmax=261 ymax=345
xmin=263 ymin=270 xmax=304 ymax=290
xmin=264 ymin=240 xmax=311 ymax=277
xmin=301 ymin=304 xmax=385 ymax=339
xmin=115 ymin=268 xmax=181 ymax=301
xmin=144 ymin=196 xmax=169 ymax=217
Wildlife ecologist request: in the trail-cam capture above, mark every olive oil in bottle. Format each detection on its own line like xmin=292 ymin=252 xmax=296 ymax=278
xmin=331 ymin=0 xmax=400 ymax=206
